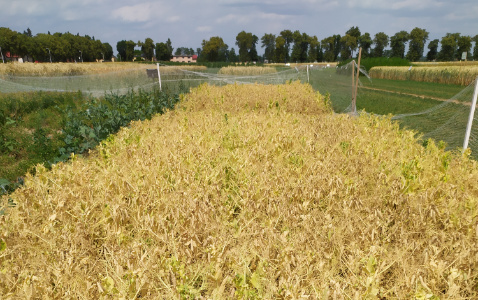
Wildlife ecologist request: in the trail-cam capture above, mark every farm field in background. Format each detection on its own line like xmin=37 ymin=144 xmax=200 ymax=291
xmin=218 ymin=66 xmax=277 ymax=75
xmin=0 ymin=62 xmax=207 ymax=76
xmin=307 ymin=67 xmax=465 ymax=113
xmin=1 ymin=63 xmax=477 ymax=187
xmin=0 ymin=63 xmax=209 ymax=96
xmin=355 ymin=78 xmax=466 ymax=115
xmin=1 ymin=82 xmax=477 ymax=298
xmin=370 ymin=65 xmax=478 ymax=86
xmin=413 ymin=61 xmax=478 ymax=67
xmin=308 ymin=66 xmax=477 ymax=154
xmin=360 ymin=77 xmax=464 ymax=101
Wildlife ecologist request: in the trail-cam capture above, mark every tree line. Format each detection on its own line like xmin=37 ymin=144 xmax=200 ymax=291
xmin=1 ymin=26 xmax=477 ymax=64
xmin=201 ymin=27 xmax=478 ymax=63
xmin=0 ymin=27 xmax=113 ymax=62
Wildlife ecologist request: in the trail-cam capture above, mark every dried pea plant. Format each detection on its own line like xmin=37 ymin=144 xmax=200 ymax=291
xmin=1 ymin=82 xmax=477 ymax=299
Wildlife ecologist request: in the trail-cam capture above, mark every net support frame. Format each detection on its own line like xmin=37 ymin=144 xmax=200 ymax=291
xmin=463 ymin=76 xmax=478 ymax=152
xmin=156 ymin=63 xmax=162 ymax=91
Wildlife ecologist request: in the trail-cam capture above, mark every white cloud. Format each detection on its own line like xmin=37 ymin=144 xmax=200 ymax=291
xmin=6 ymin=1 xmax=50 ymax=16
xmin=167 ymin=16 xmax=181 ymax=23
xmin=196 ymin=26 xmax=213 ymax=33
xmin=216 ymin=11 xmax=290 ymax=26
xmin=391 ymin=0 xmax=445 ymax=10
xmin=216 ymin=13 xmax=250 ymax=24
xmin=444 ymin=2 xmax=478 ymax=21
xmin=346 ymin=0 xmax=444 ymax=10
xmin=111 ymin=3 xmax=155 ymax=22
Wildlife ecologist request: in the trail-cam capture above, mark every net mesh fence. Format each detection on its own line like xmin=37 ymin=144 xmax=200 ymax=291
xmin=1 ymin=63 xmax=478 ymax=156
xmin=0 ymin=65 xmax=306 ymax=97
xmin=391 ymin=78 xmax=478 ymax=153
xmin=307 ymin=62 xmax=478 ymax=156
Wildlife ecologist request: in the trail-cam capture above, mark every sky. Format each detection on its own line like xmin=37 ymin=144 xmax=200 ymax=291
xmin=1 ymin=0 xmax=477 ymax=55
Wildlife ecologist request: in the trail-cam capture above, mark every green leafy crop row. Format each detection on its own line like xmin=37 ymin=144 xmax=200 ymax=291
xmin=0 ymin=88 xmax=181 ymax=195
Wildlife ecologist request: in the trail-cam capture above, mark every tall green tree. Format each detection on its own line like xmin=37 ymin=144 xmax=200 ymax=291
xmin=139 ymin=38 xmax=155 ymax=61
xmin=358 ymin=33 xmax=373 ymax=58
xmin=290 ymin=31 xmax=310 ymax=63
xmin=16 ymin=31 xmax=33 ymax=60
xmin=472 ymin=35 xmax=478 ymax=60
xmin=406 ymin=28 xmax=429 ymax=61
xmin=438 ymin=33 xmax=460 ymax=61
xmin=103 ymin=43 xmax=113 ymax=60
xmin=457 ymin=35 xmax=472 ymax=60
xmin=340 ymin=34 xmax=357 ymax=60
xmin=125 ymin=40 xmax=136 ymax=61
xmin=201 ymin=36 xmax=227 ymax=62
xmin=116 ymin=40 xmax=127 ymax=61
xmin=61 ymin=32 xmax=84 ymax=62
xmin=426 ymin=39 xmax=439 ymax=61
xmin=307 ymin=35 xmax=320 ymax=62
xmin=32 ymin=33 xmax=54 ymax=61
xmin=174 ymin=47 xmax=195 ymax=56
xmin=154 ymin=39 xmax=173 ymax=61
xmin=0 ymin=27 xmax=110 ymax=62
xmin=57 ymin=34 xmax=73 ymax=61
xmin=346 ymin=26 xmax=361 ymax=40
xmin=274 ymin=36 xmax=287 ymax=63
xmin=33 ymin=33 xmax=73 ymax=62
xmin=321 ymin=36 xmax=336 ymax=62
xmin=165 ymin=38 xmax=173 ymax=60
xmin=333 ymin=35 xmax=342 ymax=61
xmin=155 ymin=42 xmax=170 ymax=61
xmin=87 ymin=39 xmax=104 ymax=61
xmin=280 ymin=30 xmax=294 ymax=62
xmin=261 ymin=33 xmax=276 ymax=62
xmin=228 ymin=47 xmax=238 ymax=62
xmin=345 ymin=26 xmax=360 ymax=57
xmin=235 ymin=31 xmax=258 ymax=62
xmin=0 ymin=27 xmax=19 ymax=59
xmin=23 ymin=27 xmax=33 ymax=38
xmin=250 ymin=35 xmax=258 ymax=62
xmin=390 ymin=31 xmax=409 ymax=58
xmin=373 ymin=32 xmax=389 ymax=57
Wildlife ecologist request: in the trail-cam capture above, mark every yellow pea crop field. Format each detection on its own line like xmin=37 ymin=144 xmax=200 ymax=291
xmin=0 ymin=62 xmax=207 ymax=76
xmin=1 ymin=82 xmax=478 ymax=298
xmin=217 ymin=66 xmax=278 ymax=76
xmin=370 ymin=65 xmax=478 ymax=86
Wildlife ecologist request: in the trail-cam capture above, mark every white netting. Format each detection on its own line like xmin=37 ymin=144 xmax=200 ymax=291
xmin=0 ymin=66 xmax=306 ymax=97
xmin=308 ymin=61 xmax=370 ymax=113
xmin=177 ymin=67 xmax=305 ymax=85
xmin=391 ymin=78 xmax=478 ymax=153
xmin=0 ymin=68 xmax=154 ymax=97
xmin=2 ymin=63 xmax=478 ymax=156
xmin=308 ymin=64 xmax=478 ymax=155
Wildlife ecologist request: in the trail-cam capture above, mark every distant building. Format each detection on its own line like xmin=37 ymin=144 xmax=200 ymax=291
xmin=5 ymin=52 xmax=34 ymax=63
xmin=171 ymin=55 xmax=197 ymax=63
xmin=5 ymin=52 xmax=20 ymax=62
